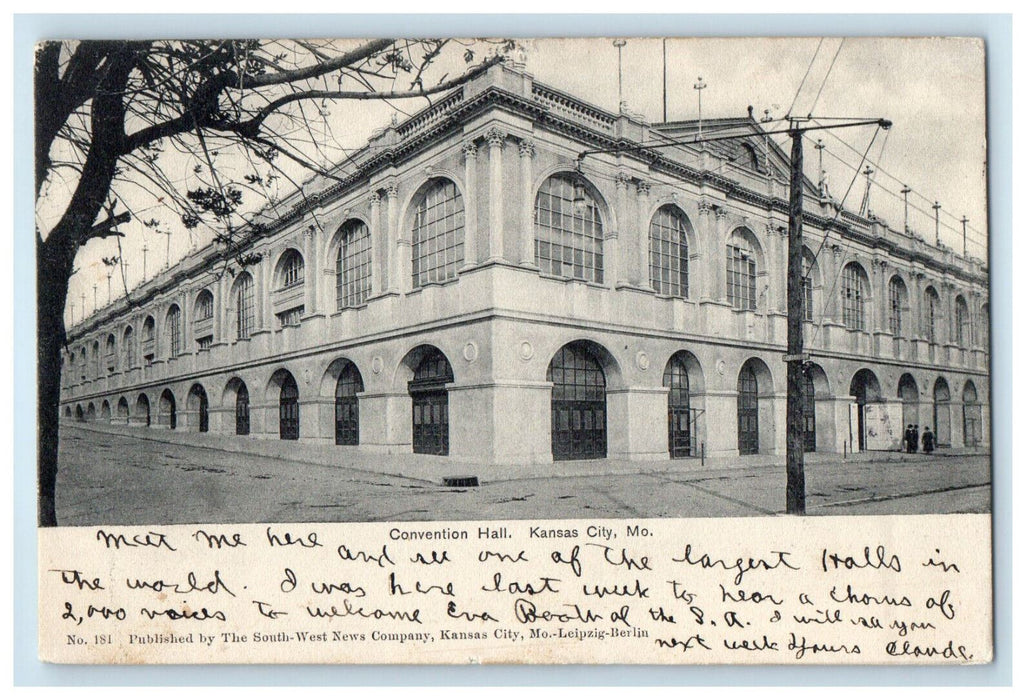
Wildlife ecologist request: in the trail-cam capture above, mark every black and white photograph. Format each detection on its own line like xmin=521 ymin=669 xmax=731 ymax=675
xmin=37 ymin=36 xmax=991 ymax=528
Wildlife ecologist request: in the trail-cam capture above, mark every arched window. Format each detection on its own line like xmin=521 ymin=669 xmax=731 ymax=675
xmin=740 ymin=142 xmax=761 ymax=171
xmin=649 ymin=205 xmax=691 ymax=298
xmin=194 ymin=290 xmax=214 ymax=321
xmin=924 ymin=287 xmax=940 ymax=343
xmin=234 ymin=273 xmax=255 ymax=340
xmin=123 ymin=326 xmax=135 ymax=369
xmin=143 ymin=316 xmax=154 ymax=342
xmin=279 ymin=249 xmax=304 ymax=289
xmin=726 ymin=229 xmax=758 ymax=311
xmin=801 ymin=248 xmax=819 ymax=323
xmin=889 ymin=276 xmax=908 ymax=336
xmin=78 ymin=347 xmax=87 ymax=379
xmin=165 ymin=305 xmax=181 ymax=358
xmin=91 ymin=341 xmax=100 ymax=377
xmin=954 ymin=295 xmax=969 ymax=345
xmin=335 ymin=220 xmax=372 ymax=309
xmin=981 ymin=304 xmax=990 ymax=348
xmin=105 ymin=334 xmax=116 ymax=372
xmin=412 ymin=179 xmax=465 ymax=287
xmin=841 ymin=263 xmax=867 ymax=330
xmin=534 ymin=173 xmax=604 ymax=284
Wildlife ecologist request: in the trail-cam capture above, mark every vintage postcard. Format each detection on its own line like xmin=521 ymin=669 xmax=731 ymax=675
xmin=35 ymin=36 xmax=992 ymax=665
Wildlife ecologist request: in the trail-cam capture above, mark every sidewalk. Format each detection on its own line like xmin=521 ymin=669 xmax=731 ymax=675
xmin=60 ymin=419 xmax=990 ymax=486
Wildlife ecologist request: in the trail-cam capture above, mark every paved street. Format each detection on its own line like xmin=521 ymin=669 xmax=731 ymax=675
xmin=56 ymin=423 xmax=991 ymax=526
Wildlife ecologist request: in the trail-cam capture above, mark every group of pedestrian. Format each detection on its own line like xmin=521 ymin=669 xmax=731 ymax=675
xmin=904 ymin=424 xmax=935 ymax=454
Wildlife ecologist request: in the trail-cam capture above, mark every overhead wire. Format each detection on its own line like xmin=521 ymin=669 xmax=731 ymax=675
xmin=812 ymin=118 xmax=984 ymax=241
xmin=806 ymin=38 xmax=844 ymax=117
xmin=805 ymin=130 xmax=985 ymax=255
xmin=786 ymin=38 xmax=824 ymax=119
xmin=803 ymin=125 xmax=883 ymax=347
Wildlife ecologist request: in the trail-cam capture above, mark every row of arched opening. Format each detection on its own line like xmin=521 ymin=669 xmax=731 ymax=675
xmin=64 ymin=343 xmax=984 ymax=456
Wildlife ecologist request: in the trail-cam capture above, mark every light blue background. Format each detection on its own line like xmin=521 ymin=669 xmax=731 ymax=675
xmin=13 ymin=13 xmax=1012 ymax=686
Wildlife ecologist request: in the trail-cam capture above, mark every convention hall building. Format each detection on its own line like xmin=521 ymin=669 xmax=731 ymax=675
xmin=59 ymin=61 xmax=989 ymax=465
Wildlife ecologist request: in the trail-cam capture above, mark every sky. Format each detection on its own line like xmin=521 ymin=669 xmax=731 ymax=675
xmin=55 ymin=37 xmax=988 ymax=326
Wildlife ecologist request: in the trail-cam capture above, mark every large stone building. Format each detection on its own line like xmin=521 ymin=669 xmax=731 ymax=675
xmin=59 ymin=61 xmax=989 ymax=465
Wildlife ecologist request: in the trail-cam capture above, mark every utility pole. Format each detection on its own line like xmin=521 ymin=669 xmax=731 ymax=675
xmin=933 ymin=201 xmax=942 ymax=247
xmin=961 ymin=215 xmax=969 ymax=257
xmin=613 ymin=39 xmax=627 ymax=112
xmin=785 ymin=124 xmax=807 ymax=516
xmin=142 ymin=244 xmax=148 ymax=280
xmin=661 ymin=38 xmax=668 ymax=122
xmin=107 ymin=270 xmax=113 ymax=304
xmin=92 ymin=284 xmax=97 ymax=314
xmin=761 ymin=109 xmax=774 ymax=171
xmin=860 ymin=165 xmax=874 ymax=217
xmin=80 ymin=293 xmax=85 ymax=323
xmin=693 ymin=76 xmax=707 ymax=141
xmin=901 ymin=185 xmax=912 ymax=235
xmin=814 ymin=138 xmax=827 ymax=199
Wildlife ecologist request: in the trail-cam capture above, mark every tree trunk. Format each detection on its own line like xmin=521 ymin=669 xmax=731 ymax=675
xmin=37 ymin=236 xmax=72 ymax=527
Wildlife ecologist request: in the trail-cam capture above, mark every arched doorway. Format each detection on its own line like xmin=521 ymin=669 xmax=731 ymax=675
xmin=549 ymin=342 xmax=607 ymax=461
xmin=100 ymin=400 xmax=111 ymax=422
xmin=934 ymin=377 xmax=951 ymax=447
xmin=897 ymin=374 xmax=920 ymax=439
xmin=159 ymin=389 xmax=177 ymax=429
xmin=849 ymin=369 xmax=882 ymax=451
xmin=409 ymin=347 xmax=453 ymax=455
xmin=188 ymin=384 xmax=209 ymax=433
xmin=226 ymin=379 xmax=250 ymax=436
xmin=663 ymin=353 xmax=703 ymax=458
xmin=962 ymin=381 xmax=981 ymax=447
xmin=63 ymin=406 xmax=72 ymax=419
xmin=737 ymin=365 xmax=760 ymax=455
xmin=135 ymin=394 xmax=150 ymax=426
xmin=334 ymin=362 xmax=364 ymax=446
xmin=117 ymin=397 xmax=130 ymax=423
xmin=86 ymin=403 xmax=96 ymax=422
xmin=75 ymin=405 xmax=84 ymax=422
xmin=276 ymin=371 xmax=300 ymax=440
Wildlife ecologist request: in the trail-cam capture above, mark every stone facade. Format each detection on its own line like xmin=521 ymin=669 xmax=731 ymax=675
xmin=60 ymin=62 xmax=990 ymax=465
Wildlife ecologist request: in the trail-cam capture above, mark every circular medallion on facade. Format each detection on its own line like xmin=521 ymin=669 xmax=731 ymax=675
xmin=519 ymin=341 xmax=534 ymax=361
xmin=717 ymin=359 xmax=726 ymax=376
xmin=636 ymin=351 xmax=650 ymax=371
xmin=371 ymin=356 xmax=384 ymax=374
xmin=463 ymin=341 xmax=479 ymax=363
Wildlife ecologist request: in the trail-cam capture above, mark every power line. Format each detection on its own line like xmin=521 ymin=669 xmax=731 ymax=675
xmin=802 ymin=132 xmax=986 ymax=254
xmin=805 ymin=38 xmax=844 ymax=117
xmin=811 ymin=118 xmax=984 ymax=240
xmin=786 ymin=38 xmax=824 ymax=118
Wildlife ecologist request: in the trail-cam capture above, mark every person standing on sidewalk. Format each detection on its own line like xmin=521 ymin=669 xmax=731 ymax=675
xmin=922 ymin=426 xmax=935 ymax=454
